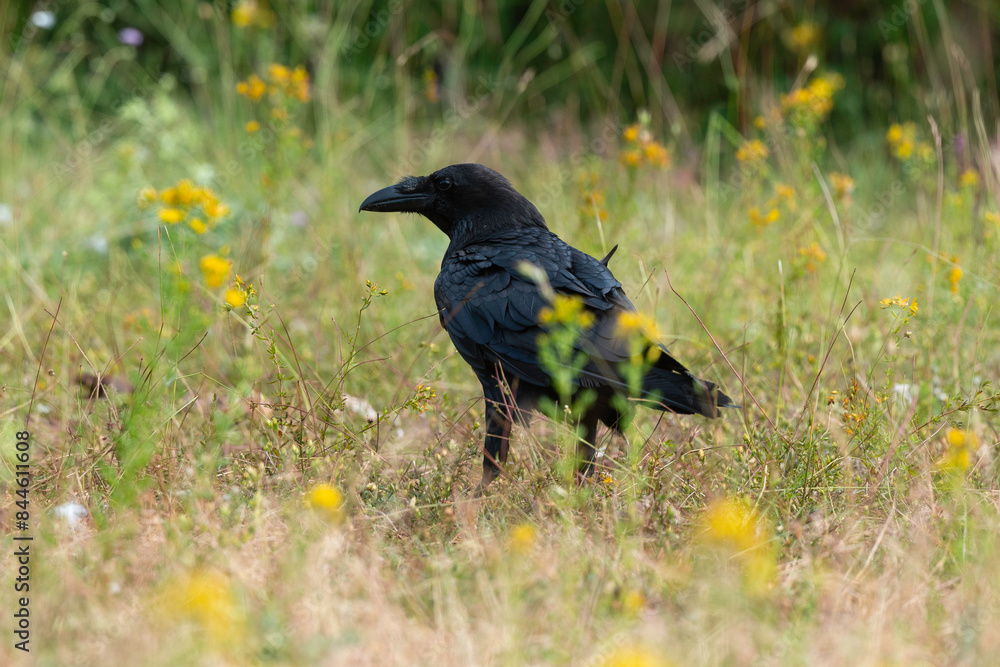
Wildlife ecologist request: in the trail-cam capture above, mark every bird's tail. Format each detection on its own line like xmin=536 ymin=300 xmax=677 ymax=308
xmin=638 ymin=350 xmax=736 ymax=417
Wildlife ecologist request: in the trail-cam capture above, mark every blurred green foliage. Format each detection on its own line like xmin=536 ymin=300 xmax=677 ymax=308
xmin=3 ymin=0 xmax=998 ymax=146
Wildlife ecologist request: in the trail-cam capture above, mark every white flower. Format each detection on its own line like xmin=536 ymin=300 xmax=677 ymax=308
xmin=53 ymin=502 xmax=88 ymax=528
xmin=30 ymin=11 xmax=56 ymax=29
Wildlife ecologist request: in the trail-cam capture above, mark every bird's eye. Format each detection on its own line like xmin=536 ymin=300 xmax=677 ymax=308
xmin=437 ymin=178 xmax=452 ymax=191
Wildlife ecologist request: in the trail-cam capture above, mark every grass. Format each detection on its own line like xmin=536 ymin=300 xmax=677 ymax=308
xmin=3 ymin=4 xmax=1000 ymax=666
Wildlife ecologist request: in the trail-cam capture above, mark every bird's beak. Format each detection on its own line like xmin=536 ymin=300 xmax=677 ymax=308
xmin=359 ymin=184 xmax=429 ymax=213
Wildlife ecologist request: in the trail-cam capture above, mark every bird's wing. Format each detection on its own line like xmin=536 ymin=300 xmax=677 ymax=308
xmin=435 ymin=232 xmax=642 ymax=390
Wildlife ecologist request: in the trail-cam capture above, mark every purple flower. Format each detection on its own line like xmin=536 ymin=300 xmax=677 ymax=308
xmin=118 ymin=27 xmax=144 ymax=46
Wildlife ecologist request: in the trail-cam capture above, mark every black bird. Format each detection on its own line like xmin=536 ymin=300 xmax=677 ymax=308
xmin=360 ymin=163 xmax=734 ymax=491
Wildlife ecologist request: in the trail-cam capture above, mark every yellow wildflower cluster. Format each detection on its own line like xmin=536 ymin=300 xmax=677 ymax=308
xmin=200 ymin=254 xmax=232 ymax=289
xmin=615 ymin=311 xmax=660 ymax=341
xmin=158 ymin=569 xmax=245 ymax=646
xmin=600 ymin=646 xmax=671 ymax=667
xmin=619 ymin=589 xmax=645 ymax=617
xmin=577 ymin=170 xmax=608 ymax=221
xmin=736 ymin=139 xmax=769 ymax=168
xmin=225 ymin=274 xmax=256 ymax=309
xmin=986 ymin=211 xmax=1000 ymax=227
xmin=699 ymin=497 xmax=776 ymax=594
xmin=786 ymin=21 xmax=820 ymax=53
xmin=306 ymin=483 xmax=344 ymax=521
xmin=140 ymin=180 xmax=230 ymax=235
xmin=797 ymin=242 xmax=827 ymax=272
xmin=408 ymin=384 xmax=438 ymax=414
xmin=745 ymin=181 xmax=795 ymax=228
xmin=775 ymin=183 xmax=795 ymax=203
xmin=879 ymin=293 xmax=918 ymax=317
xmin=937 ymin=428 xmax=980 ymax=473
xmin=749 ymin=206 xmax=780 ymax=228
xmin=507 ymin=523 xmax=537 ymax=555
xmin=829 ymin=172 xmax=855 ymax=204
xmin=886 ymin=122 xmax=934 ymax=163
xmin=616 ymin=311 xmax=663 ymax=366
xmin=959 ymin=169 xmax=980 ymax=189
xmin=231 ymin=0 xmax=276 ymax=29
xmin=539 ymin=294 xmax=595 ymax=329
xmin=947 ymin=255 xmax=962 ymax=294
xmin=621 ymin=122 xmax=671 ymax=169
xmin=780 ymin=73 xmax=844 ymax=126
xmin=237 ymin=64 xmax=310 ymax=105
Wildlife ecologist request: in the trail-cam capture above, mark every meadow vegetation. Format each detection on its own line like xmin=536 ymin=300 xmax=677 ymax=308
xmin=2 ymin=1 xmax=1000 ymax=664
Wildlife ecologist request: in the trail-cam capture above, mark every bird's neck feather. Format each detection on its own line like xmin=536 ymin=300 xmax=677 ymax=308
xmin=440 ymin=206 xmax=548 ymax=252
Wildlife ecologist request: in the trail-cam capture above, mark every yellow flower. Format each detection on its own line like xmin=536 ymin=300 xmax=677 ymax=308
xmin=886 ymin=124 xmax=903 ymax=144
xmin=643 ymin=141 xmax=671 ymax=168
xmin=623 ymin=124 xmax=640 ymax=142
xmin=138 ymin=186 xmax=157 ymax=209
xmin=879 ymin=293 xmax=918 ymax=316
xmin=159 ymin=186 xmax=178 ymax=205
xmin=232 ymin=0 xmax=275 ymax=29
xmin=231 ymin=1 xmax=254 ymax=27
xmin=798 ymin=242 xmax=826 ymax=272
xmin=917 ymin=142 xmax=934 ymax=162
xmin=960 ymin=169 xmax=980 ymax=189
xmin=158 ymin=208 xmax=185 ymax=224
xmin=753 ymin=115 xmax=766 ymax=129
xmin=736 ymin=139 xmax=769 ymax=165
xmin=200 ymin=254 xmax=232 ymax=288
xmin=600 ymin=646 xmax=670 ymax=667
xmin=159 ymin=569 xmax=245 ymax=646
xmin=538 ymin=294 xmax=595 ymax=329
xmin=270 ymin=107 xmax=289 ymax=122
xmin=188 ymin=218 xmax=207 ymax=234
xmin=236 ymin=74 xmax=267 ymax=101
xmin=938 ymin=428 xmax=980 ymax=473
xmin=224 ymin=288 xmax=246 ymax=307
xmin=615 ymin=311 xmax=660 ymax=340
xmin=507 ymin=523 xmax=537 ymax=554
xmin=202 ymin=198 xmax=230 ymax=219
xmin=749 ymin=207 xmax=780 ymax=227
xmin=244 ymin=120 xmax=260 ymax=133
xmin=787 ymin=21 xmax=820 ymax=52
xmin=948 ymin=264 xmax=962 ymax=294
xmin=829 ymin=172 xmax=854 ymax=201
xmin=306 ymin=483 xmax=343 ymax=520
xmin=887 ymin=122 xmax=920 ymax=161
xmin=578 ymin=189 xmax=609 ymax=221
xmin=700 ymin=497 xmax=776 ymax=594
xmin=702 ymin=497 xmax=760 ymax=552
xmin=268 ymin=63 xmax=289 ymax=82
xmin=780 ymin=73 xmax=843 ymax=126
xmin=775 ymin=183 xmax=795 ymax=201
xmin=174 ymin=179 xmax=195 ymax=205
xmin=291 ymin=66 xmax=311 ymax=102
xmin=621 ymin=149 xmax=642 ymax=168
xmin=621 ymin=589 xmax=645 ymax=616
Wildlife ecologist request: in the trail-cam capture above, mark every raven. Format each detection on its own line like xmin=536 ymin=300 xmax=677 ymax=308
xmin=360 ymin=163 xmax=734 ymax=491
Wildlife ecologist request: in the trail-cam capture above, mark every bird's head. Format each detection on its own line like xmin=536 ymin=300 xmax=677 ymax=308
xmin=359 ymin=163 xmax=546 ymax=242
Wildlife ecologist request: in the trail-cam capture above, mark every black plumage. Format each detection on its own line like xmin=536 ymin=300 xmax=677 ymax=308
xmin=360 ymin=163 xmax=734 ymax=491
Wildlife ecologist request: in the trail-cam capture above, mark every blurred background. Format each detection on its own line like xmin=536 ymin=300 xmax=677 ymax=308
xmin=4 ymin=0 xmax=998 ymax=161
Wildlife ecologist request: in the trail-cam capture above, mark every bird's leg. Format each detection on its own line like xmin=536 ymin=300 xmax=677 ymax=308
xmin=575 ymin=410 xmax=600 ymax=483
xmin=475 ymin=400 xmax=513 ymax=495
